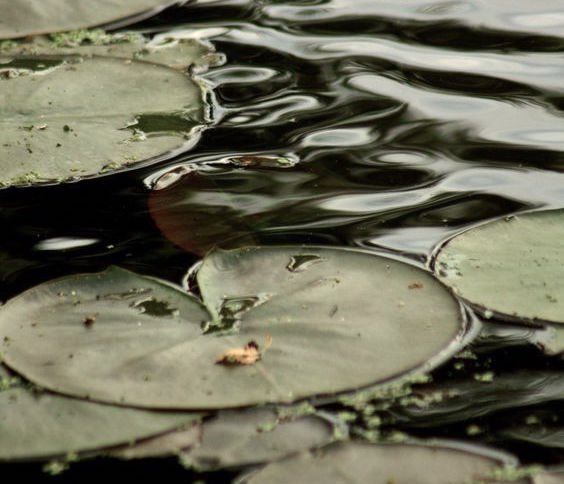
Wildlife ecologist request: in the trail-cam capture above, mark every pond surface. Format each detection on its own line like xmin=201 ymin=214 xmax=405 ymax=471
xmin=1 ymin=0 xmax=563 ymax=481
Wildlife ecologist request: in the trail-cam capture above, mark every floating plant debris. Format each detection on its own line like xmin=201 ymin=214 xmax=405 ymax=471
xmin=0 ymin=1 xmax=180 ymax=39
xmin=434 ymin=209 xmax=564 ymax=327
xmin=216 ymin=336 xmax=272 ymax=366
xmin=0 ymin=247 xmax=465 ymax=409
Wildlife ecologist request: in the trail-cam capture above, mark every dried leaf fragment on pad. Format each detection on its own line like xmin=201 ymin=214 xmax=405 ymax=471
xmin=216 ymin=335 xmax=273 ymax=366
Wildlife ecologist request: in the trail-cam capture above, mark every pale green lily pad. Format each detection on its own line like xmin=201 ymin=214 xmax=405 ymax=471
xmin=0 ymin=52 xmax=209 ymax=187
xmin=242 ymin=441 xmax=519 ymax=484
xmin=0 ymin=1 xmax=179 ymax=39
xmin=0 ymin=247 xmax=464 ymax=409
xmin=181 ymin=408 xmax=336 ymax=470
xmin=0 ymin=385 xmax=201 ymax=461
xmin=434 ymin=210 xmax=564 ymax=326
xmin=1 ymin=30 xmax=220 ymax=72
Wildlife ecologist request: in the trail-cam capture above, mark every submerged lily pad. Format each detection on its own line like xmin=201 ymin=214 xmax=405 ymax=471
xmin=0 ymin=383 xmax=201 ymax=461
xmin=0 ymin=53 xmax=208 ymax=187
xmin=502 ymin=426 xmax=564 ymax=450
xmin=180 ymin=408 xmax=336 ymax=470
xmin=0 ymin=1 xmax=179 ymax=39
xmin=242 ymin=441 xmax=518 ymax=484
xmin=434 ymin=210 xmax=564 ymax=326
xmin=0 ymin=247 xmax=464 ymax=409
xmin=389 ymin=371 xmax=564 ymax=427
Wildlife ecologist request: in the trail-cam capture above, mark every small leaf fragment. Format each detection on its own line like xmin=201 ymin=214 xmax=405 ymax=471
xmin=216 ymin=336 xmax=272 ymax=366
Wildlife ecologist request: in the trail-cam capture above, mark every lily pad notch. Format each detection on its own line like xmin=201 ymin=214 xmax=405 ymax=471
xmin=0 ymin=246 xmax=468 ymax=409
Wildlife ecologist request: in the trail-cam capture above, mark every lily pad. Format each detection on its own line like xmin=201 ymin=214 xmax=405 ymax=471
xmin=533 ymin=470 xmax=564 ymax=484
xmin=1 ymin=30 xmax=220 ymax=72
xmin=180 ymin=408 xmax=336 ymax=470
xmin=242 ymin=441 xmax=519 ymax=484
xmin=0 ymin=385 xmax=201 ymax=461
xmin=0 ymin=52 xmax=209 ymax=187
xmin=109 ymin=422 xmax=201 ymax=460
xmin=0 ymin=247 xmax=464 ymax=409
xmin=0 ymin=1 xmax=180 ymax=39
xmin=434 ymin=210 xmax=564 ymax=326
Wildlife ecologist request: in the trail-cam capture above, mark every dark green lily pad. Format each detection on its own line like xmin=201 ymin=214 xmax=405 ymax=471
xmin=0 ymin=1 xmax=179 ymax=39
xmin=180 ymin=408 xmax=336 ymax=470
xmin=0 ymin=52 xmax=208 ymax=187
xmin=0 ymin=247 xmax=464 ymax=409
xmin=0 ymin=384 xmax=201 ymax=461
xmin=434 ymin=210 xmax=564 ymax=326
xmin=242 ymin=441 xmax=518 ymax=484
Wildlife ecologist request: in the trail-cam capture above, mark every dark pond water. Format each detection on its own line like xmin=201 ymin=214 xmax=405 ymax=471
xmin=2 ymin=0 xmax=563 ymax=481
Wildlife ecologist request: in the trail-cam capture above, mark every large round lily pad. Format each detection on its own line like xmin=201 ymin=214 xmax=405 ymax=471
xmin=0 ymin=247 xmax=464 ymax=409
xmin=0 ymin=383 xmax=200 ymax=461
xmin=0 ymin=54 xmax=208 ymax=187
xmin=243 ymin=441 xmax=518 ymax=484
xmin=434 ymin=210 xmax=564 ymax=326
xmin=0 ymin=1 xmax=179 ymax=39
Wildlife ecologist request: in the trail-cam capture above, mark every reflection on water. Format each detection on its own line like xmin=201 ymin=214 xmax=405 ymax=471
xmin=144 ymin=0 xmax=564 ymax=262
xmin=0 ymin=0 xmax=563 ymax=469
